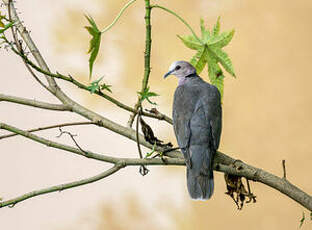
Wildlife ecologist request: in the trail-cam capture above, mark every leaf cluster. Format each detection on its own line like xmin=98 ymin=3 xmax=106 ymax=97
xmin=87 ymin=77 xmax=112 ymax=94
xmin=137 ymin=87 xmax=159 ymax=105
xmin=178 ymin=17 xmax=235 ymax=100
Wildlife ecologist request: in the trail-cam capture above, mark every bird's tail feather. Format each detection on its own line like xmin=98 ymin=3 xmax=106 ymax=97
xmin=186 ymin=147 xmax=214 ymax=200
xmin=187 ymin=169 xmax=214 ymax=200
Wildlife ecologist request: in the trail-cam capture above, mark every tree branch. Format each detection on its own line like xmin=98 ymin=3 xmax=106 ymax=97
xmin=1 ymin=0 xmax=311 ymax=212
xmin=0 ymin=121 xmax=96 ymax=140
xmin=0 ymin=164 xmax=123 ymax=208
xmin=4 ymin=0 xmax=58 ymax=92
xmin=0 ymin=93 xmax=71 ymax=111
xmin=1 ymin=122 xmax=311 ymax=211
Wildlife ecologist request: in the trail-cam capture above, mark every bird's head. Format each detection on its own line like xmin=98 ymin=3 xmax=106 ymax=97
xmin=164 ymin=61 xmax=196 ymax=79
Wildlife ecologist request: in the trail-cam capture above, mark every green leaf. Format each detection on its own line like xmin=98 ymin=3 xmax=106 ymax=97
xmin=209 ymin=47 xmax=235 ymax=77
xmin=87 ymin=77 xmax=103 ymax=94
xmin=207 ymin=54 xmax=224 ymax=100
xmin=0 ymin=13 xmax=6 ymax=28
xmin=145 ymin=142 xmax=157 ymax=158
xmin=178 ymin=17 xmax=235 ymax=101
xmin=177 ymin=35 xmax=202 ymax=50
xmin=212 ymin=16 xmax=221 ymax=36
xmin=0 ymin=21 xmax=14 ymax=33
xmin=299 ymin=212 xmax=305 ymax=228
xmin=100 ymin=83 xmax=112 ymax=93
xmin=200 ymin=18 xmax=210 ymax=42
xmin=208 ymin=30 xmax=235 ymax=48
xmin=190 ymin=46 xmax=208 ymax=74
xmin=138 ymin=87 xmax=159 ymax=105
xmin=85 ymin=15 xmax=102 ymax=80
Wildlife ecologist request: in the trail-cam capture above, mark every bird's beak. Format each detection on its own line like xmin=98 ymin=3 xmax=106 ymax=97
xmin=163 ymin=69 xmax=174 ymax=79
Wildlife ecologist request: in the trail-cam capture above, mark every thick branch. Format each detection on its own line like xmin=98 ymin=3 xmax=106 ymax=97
xmin=0 ymin=93 xmax=71 ymax=111
xmin=0 ymin=122 xmax=311 ymax=211
xmin=4 ymin=0 xmax=58 ymax=92
xmin=0 ymin=122 xmax=184 ymax=165
xmin=0 ymin=164 xmax=123 ymax=208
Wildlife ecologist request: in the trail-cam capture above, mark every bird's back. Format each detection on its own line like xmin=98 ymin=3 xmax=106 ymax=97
xmin=172 ymin=76 xmax=222 ymax=200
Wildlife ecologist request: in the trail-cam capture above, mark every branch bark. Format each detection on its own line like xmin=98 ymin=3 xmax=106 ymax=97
xmin=0 ymin=93 xmax=71 ymax=111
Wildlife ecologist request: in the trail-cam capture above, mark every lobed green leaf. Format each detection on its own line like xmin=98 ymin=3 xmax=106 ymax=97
xmin=190 ymin=46 xmax=208 ymax=74
xmin=208 ymin=30 xmax=235 ymax=48
xmin=85 ymin=15 xmax=102 ymax=79
xmin=200 ymin=18 xmax=210 ymax=42
xmin=209 ymin=47 xmax=235 ymax=77
xmin=212 ymin=16 xmax=221 ymax=36
xmin=177 ymin=35 xmax=202 ymax=50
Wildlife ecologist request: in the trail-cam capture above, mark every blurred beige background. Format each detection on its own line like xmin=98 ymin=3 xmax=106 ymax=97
xmin=0 ymin=0 xmax=311 ymax=229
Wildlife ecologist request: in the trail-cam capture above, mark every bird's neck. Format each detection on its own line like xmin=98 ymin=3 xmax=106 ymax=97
xmin=178 ymin=74 xmax=197 ymax=85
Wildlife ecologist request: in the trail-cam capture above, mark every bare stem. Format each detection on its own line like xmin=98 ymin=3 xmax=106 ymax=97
xmin=151 ymin=4 xmax=202 ymax=43
xmin=0 ymin=121 xmax=95 ymax=140
xmin=101 ymin=0 xmax=137 ymax=33
xmin=127 ymin=0 xmax=153 ymax=127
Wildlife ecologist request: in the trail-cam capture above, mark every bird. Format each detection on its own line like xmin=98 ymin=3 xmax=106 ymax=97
xmin=164 ymin=60 xmax=222 ymax=200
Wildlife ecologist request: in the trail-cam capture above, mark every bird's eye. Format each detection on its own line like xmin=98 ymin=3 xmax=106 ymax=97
xmin=175 ymin=65 xmax=181 ymax=70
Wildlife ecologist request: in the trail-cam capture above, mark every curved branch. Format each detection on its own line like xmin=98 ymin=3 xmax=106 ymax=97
xmin=0 ymin=93 xmax=71 ymax=111
xmin=151 ymin=4 xmax=202 ymax=43
xmin=101 ymin=0 xmax=137 ymax=33
xmin=0 ymin=164 xmax=123 ymax=208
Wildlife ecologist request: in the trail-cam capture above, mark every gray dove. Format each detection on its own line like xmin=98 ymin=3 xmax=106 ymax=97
xmin=164 ymin=60 xmax=222 ymax=200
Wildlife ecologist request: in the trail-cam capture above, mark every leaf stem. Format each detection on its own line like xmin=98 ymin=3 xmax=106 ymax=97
xmin=101 ymin=0 xmax=137 ymax=33
xmin=151 ymin=4 xmax=202 ymax=44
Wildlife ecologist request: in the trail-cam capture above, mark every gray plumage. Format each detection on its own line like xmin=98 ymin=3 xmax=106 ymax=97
xmin=164 ymin=61 xmax=222 ymax=200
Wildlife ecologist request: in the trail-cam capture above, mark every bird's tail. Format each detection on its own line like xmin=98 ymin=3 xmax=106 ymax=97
xmin=186 ymin=147 xmax=214 ymax=200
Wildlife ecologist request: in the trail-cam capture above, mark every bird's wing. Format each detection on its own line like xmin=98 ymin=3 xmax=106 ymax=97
xmin=201 ymin=84 xmax=222 ymax=150
xmin=173 ymin=86 xmax=194 ymax=168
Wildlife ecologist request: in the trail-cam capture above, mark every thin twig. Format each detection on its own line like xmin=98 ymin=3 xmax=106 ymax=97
xmin=282 ymin=159 xmax=287 ymax=179
xmin=6 ymin=42 xmax=172 ymax=124
xmin=56 ymin=127 xmax=89 ymax=156
xmin=0 ymin=164 xmax=123 ymax=208
xmin=0 ymin=121 xmax=95 ymax=140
